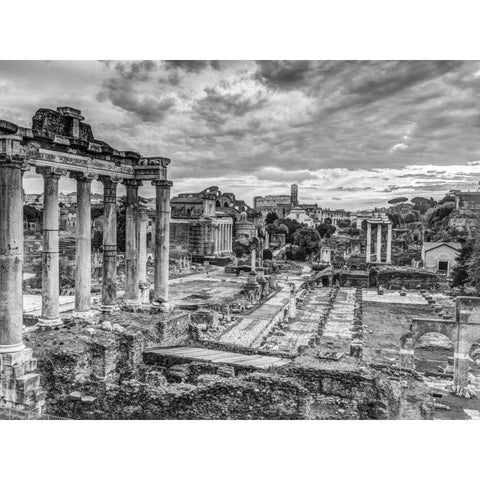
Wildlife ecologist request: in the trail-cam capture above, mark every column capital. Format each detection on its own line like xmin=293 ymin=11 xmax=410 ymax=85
xmin=70 ymin=171 xmax=97 ymax=183
xmin=0 ymin=153 xmax=28 ymax=169
xmin=152 ymin=179 xmax=173 ymax=188
xmin=99 ymin=174 xmax=121 ymax=186
xmin=36 ymin=166 xmax=67 ymax=178
xmin=123 ymin=178 xmax=143 ymax=188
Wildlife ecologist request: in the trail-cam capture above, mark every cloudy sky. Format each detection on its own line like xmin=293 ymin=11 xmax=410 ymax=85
xmin=1 ymin=60 xmax=480 ymax=210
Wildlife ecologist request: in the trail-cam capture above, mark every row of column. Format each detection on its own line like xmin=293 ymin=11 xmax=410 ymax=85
xmin=366 ymin=222 xmax=392 ymax=264
xmin=215 ymin=222 xmax=233 ymax=254
xmin=0 ymin=154 xmax=172 ymax=354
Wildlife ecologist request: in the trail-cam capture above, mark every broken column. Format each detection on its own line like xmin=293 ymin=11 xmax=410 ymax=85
xmin=100 ymin=176 xmax=119 ymax=312
xmin=289 ymin=282 xmax=296 ymax=320
xmin=152 ymin=159 xmax=173 ymax=310
xmin=72 ymin=172 xmax=96 ymax=320
xmin=400 ymin=334 xmax=415 ymax=369
xmin=453 ymin=307 xmax=472 ymax=395
xmin=37 ymin=167 xmax=65 ymax=327
xmin=124 ymin=179 xmax=142 ymax=306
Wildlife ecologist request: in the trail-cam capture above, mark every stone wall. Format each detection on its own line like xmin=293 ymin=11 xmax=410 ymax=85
xmin=84 ymin=356 xmax=404 ymax=420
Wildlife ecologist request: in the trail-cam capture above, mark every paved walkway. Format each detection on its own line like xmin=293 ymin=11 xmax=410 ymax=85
xmin=146 ymin=346 xmax=291 ymax=369
xmin=262 ymin=288 xmax=332 ymax=355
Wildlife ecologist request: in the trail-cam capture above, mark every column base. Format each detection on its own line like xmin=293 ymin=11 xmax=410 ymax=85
xmin=124 ymin=298 xmax=142 ymax=307
xmin=100 ymin=304 xmax=120 ymax=314
xmin=37 ymin=317 xmax=64 ymax=328
xmin=0 ymin=342 xmax=26 ymax=354
xmin=72 ymin=310 xmax=99 ymax=323
xmin=138 ymin=282 xmax=151 ymax=304
xmin=151 ymin=301 xmax=170 ymax=313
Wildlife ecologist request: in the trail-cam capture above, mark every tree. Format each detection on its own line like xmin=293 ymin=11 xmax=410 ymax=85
xmin=23 ymin=205 xmax=42 ymax=222
xmin=265 ymin=212 xmax=279 ymax=224
xmin=266 ymin=223 xmax=280 ymax=235
xmin=411 ymin=197 xmax=436 ymax=214
xmin=452 ymin=240 xmax=473 ymax=288
xmin=293 ymin=227 xmax=321 ymax=259
xmin=263 ymin=249 xmax=273 ymax=260
xmin=233 ymin=240 xmax=251 ymax=258
xmin=337 ymin=219 xmax=351 ymax=228
xmin=316 ymin=222 xmax=336 ymax=238
xmin=278 ymin=219 xmax=301 ymax=243
xmin=388 ymin=197 xmax=409 ymax=205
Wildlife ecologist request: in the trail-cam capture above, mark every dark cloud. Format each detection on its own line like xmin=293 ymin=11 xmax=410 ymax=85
xmin=255 ymin=60 xmax=313 ymax=89
xmin=193 ymin=87 xmax=269 ymax=127
xmin=2 ymin=60 xmax=480 ymax=208
xmin=97 ymin=78 xmax=176 ymax=122
xmin=164 ymin=60 xmax=222 ymax=73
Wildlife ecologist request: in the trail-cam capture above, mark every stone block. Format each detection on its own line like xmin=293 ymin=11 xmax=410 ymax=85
xmin=1 ymin=348 xmax=33 ymax=367
xmin=16 ymin=373 xmax=41 ymax=393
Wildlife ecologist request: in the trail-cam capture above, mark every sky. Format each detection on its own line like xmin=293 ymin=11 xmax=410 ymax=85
xmin=1 ymin=60 xmax=480 ymax=210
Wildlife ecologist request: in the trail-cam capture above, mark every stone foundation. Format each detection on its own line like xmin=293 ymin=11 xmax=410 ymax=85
xmin=0 ymin=347 xmax=46 ymax=416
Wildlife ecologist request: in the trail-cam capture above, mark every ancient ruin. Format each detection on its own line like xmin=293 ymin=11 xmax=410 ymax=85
xmin=1 ymin=107 xmax=173 ymax=414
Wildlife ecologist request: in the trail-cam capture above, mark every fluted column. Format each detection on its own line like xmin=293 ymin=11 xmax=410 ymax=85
xmin=386 ymin=223 xmax=392 ymax=264
xmin=0 ymin=154 xmax=26 ymax=352
xmin=124 ymin=179 xmax=142 ymax=306
xmin=100 ymin=176 xmax=119 ymax=312
xmin=37 ymin=167 xmax=64 ymax=327
xmin=72 ymin=172 xmax=96 ymax=320
xmin=366 ymin=222 xmax=371 ymax=263
xmin=152 ymin=178 xmax=173 ymax=309
xmin=376 ymin=224 xmax=382 ymax=263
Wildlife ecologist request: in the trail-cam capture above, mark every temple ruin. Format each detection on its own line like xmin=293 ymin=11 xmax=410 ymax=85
xmin=0 ymin=107 xmax=173 ymax=413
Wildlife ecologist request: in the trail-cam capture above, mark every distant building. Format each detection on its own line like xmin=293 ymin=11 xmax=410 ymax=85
xmin=422 ymin=241 xmax=461 ymax=278
xmin=254 ymin=194 xmax=291 ymax=219
xmin=310 ymin=207 xmax=350 ymax=226
xmin=287 ymin=205 xmax=313 ymax=226
xmin=166 ymin=186 xmax=258 ymax=262
xmin=452 ymin=190 xmax=480 ymax=211
xmin=290 ymin=183 xmax=298 ymax=206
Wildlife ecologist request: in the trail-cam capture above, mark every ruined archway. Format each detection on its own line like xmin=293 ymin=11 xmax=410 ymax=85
xmin=414 ymin=332 xmax=454 ymax=376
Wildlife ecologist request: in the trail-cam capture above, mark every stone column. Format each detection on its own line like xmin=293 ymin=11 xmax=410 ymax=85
xmin=37 ymin=167 xmax=64 ymax=327
xmin=124 ymin=179 xmax=142 ymax=306
xmin=386 ymin=223 xmax=392 ymax=264
xmin=376 ymin=224 xmax=382 ymax=263
xmin=251 ymin=247 xmax=256 ymax=272
xmin=100 ymin=176 xmax=119 ymax=312
xmin=72 ymin=173 xmax=96 ymax=320
xmin=366 ymin=222 xmax=371 ymax=263
xmin=138 ymin=209 xmax=148 ymax=283
xmin=453 ymin=312 xmax=471 ymax=395
xmin=0 ymin=154 xmax=25 ymax=352
xmin=289 ymin=283 xmax=296 ymax=319
xmin=214 ymin=225 xmax=219 ymax=254
xmin=152 ymin=178 xmax=173 ymax=309
xmin=219 ymin=224 xmax=222 ymax=254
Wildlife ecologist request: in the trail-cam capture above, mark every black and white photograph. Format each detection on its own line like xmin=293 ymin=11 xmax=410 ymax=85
xmin=0 ymin=1 xmax=478 ymax=479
